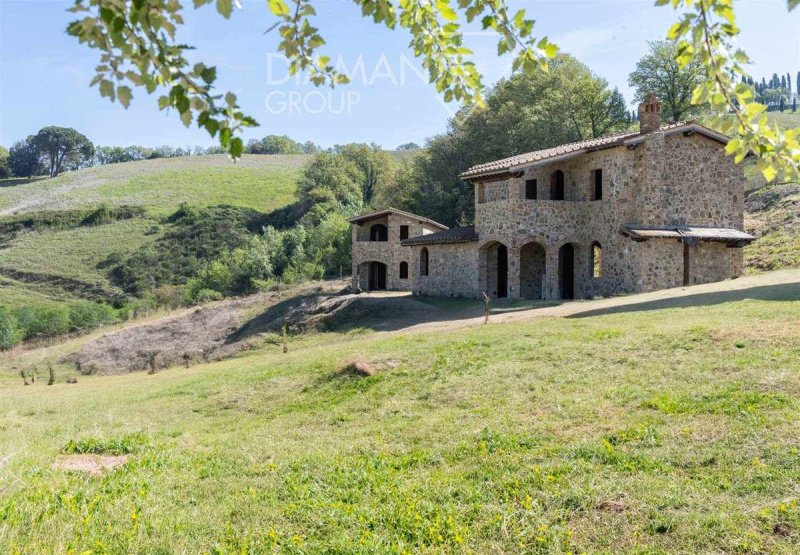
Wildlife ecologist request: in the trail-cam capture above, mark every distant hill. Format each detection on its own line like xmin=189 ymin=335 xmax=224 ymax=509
xmin=0 ymin=155 xmax=312 ymax=310
xmin=0 ymin=154 xmax=310 ymax=217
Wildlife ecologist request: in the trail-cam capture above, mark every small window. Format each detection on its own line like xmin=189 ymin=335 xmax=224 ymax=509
xmin=525 ymin=179 xmax=537 ymax=200
xmin=399 ymin=261 xmax=409 ymax=279
xmin=369 ymin=224 xmax=388 ymax=241
xmin=420 ymin=247 xmax=429 ymax=277
xmin=399 ymin=225 xmax=409 ymax=240
xmin=591 ymin=242 xmax=603 ymax=278
xmin=550 ymin=170 xmax=565 ymax=200
xmin=592 ymin=169 xmax=603 ymax=201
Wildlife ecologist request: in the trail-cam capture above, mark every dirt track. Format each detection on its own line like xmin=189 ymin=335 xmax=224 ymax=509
xmin=59 ymin=269 xmax=800 ymax=375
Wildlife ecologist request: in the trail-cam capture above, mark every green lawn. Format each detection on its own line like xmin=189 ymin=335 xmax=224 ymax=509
xmin=0 ymin=155 xmax=308 ymax=217
xmin=1 ymin=291 xmax=799 ymax=553
xmin=766 ymin=110 xmax=800 ymax=130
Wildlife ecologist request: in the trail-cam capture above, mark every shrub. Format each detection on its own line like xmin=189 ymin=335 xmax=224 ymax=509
xmin=192 ymin=288 xmax=223 ymax=303
xmin=0 ymin=305 xmax=20 ymax=350
xmin=62 ymin=432 xmax=147 ymax=455
xmin=68 ymin=301 xmax=117 ymax=331
xmin=151 ymin=285 xmax=186 ymax=308
xmin=14 ymin=306 xmax=71 ymax=340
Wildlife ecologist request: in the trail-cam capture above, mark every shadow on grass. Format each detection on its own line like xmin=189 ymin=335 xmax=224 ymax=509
xmin=567 ymin=282 xmax=800 ymax=319
xmin=226 ymin=290 xmax=563 ymax=342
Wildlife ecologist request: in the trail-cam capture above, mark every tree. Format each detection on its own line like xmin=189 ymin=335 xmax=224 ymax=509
xmin=67 ymin=0 xmax=800 ymax=181
xmin=779 ymin=96 xmax=785 ymax=112
xmin=793 ymin=98 xmax=797 ymax=113
xmin=245 ymin=135 xmax=302 ymax=155
xmin=0 ymin=147 xmax=10 ymax=179
xmin=397 ymin=142 xmax=421 ymax=151
xmin=628 ymin=40 xmax=705 ymax=122
xmin=385 ymin=54 xmax=629 ymax=226
xmin=296 ymin=152 xmax=363 ymax=217
xmin=31 ymin=126 xmax=94 ymax=177
xmin=333 ymin=143 xmax=394 ymax=204
xmin=8 ymin=137 xmax=41 ymax=178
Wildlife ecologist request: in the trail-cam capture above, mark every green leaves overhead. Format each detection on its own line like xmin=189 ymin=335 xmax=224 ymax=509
xmin=67 ymin=0 xmax=797 ymax=180
xmin=67 ymin=0 xmax=555 ymax=158
xmin=67 ymin=0 xmax=256 ymax=160
xmin=660 ymin=0 xmax=800 ymax=183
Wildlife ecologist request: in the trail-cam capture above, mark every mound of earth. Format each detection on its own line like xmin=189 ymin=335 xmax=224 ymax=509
xmin=62 ymin=283 xmax=446 ymax=375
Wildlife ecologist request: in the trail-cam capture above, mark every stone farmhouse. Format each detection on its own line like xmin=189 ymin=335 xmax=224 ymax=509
xmin=350 ymin=95 xmax=755 ymax=300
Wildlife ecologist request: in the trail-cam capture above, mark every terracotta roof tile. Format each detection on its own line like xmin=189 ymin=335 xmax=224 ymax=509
xmin=348 ymin=207 xmax=448 ymax=230
xmin=460 ymin=121 xmax=729 ymax=180
xmin=401 ymin=225 xmax=479 ymax=246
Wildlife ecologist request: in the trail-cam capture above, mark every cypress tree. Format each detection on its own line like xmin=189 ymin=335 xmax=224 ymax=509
xmin=781 ymin=75 xmax=787 ymax=89
xmin=793 ymin=98 xmax=797 ymax=113
xmin=779 ymin=96 xmax=785 ymax=112
xmin=788 ymin=72 xmax=793 ymax=94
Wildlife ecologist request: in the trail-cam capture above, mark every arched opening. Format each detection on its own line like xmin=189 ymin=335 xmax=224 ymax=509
xmin=591 ymin=242 xmax=603 ymax=278
xmin=520 ymin=241 xmax=546 ymax=299
xmin=368 ymin=261 xmax=387 ymax=290
xmin=480 ymin=241 xmax=509 ymax=298
xmin=369 ymin=224 xmax=388 ymax=241
xmin=399 ymin=261 xmax=409 ymax=279
xmin=558 ymin=244 xmax=575 ymax=299
xmin=420 ymin=248 xmax=429 ymax=276
xmin=550 ymin=170 xmax=565 ymax=200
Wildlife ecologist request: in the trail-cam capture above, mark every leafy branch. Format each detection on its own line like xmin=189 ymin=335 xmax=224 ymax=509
xmin=67 ymin=0 xmax=555 ymax=158
xmin=661 ymin=0 xmax=800 ymax=182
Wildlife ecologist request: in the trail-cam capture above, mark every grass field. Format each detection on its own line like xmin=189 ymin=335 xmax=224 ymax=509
xmin=1 ymin=282 xmax=799 ymax=553
xmin=766 ymin=110 xmax=800 ymax=130
xmin=0 ymin=155 xmax=308 ymax=217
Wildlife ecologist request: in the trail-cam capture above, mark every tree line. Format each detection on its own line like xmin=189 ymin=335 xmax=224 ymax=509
xmin=740 ymin=71 xmax=799 ymax=113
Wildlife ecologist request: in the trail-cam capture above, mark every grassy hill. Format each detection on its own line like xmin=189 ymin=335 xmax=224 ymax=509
xmin=0 ymin=154 xmax=307 ymax=217
xmin=766 ymin=110 xmax=800 ymax=130
xmin=1 ymin=275 xmax=799 ymax=552
xmin=0 ymin=155 xmax=309 ymax=310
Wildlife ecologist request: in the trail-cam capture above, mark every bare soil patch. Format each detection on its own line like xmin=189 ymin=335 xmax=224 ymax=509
xmin=53 ymin=454 xmax=129 ymax=475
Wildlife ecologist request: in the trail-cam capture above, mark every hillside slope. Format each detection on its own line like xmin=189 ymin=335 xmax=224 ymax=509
xmin=1 ymin=274 xmax=798 ymax=553
xmin=0 ymin=155 xmax=309 ymax=310
xmin=0 ymin=154 xmax=308 ymax=216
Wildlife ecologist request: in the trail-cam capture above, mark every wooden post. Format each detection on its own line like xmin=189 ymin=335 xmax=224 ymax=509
xmin=481 ymin=291 xmax=490 ymax=324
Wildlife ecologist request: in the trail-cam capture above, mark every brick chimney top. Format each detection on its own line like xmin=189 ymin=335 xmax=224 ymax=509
xmin=638 ymin=93 xmax=661 ymax=133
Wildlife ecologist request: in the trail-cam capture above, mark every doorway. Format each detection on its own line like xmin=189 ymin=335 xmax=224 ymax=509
xmin=497 ymin=244 xmax=508 ymax=298
xmin=558 ymin=244 xmax=575 ymax=299
xmin=368 ymin=262 xmax=387 ymax=290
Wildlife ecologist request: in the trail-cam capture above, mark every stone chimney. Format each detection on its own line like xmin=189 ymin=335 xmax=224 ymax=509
xmin=638 ymin=93 xmax=662 ymax=133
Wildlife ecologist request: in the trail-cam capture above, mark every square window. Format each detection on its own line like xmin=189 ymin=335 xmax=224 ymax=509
xmin=525 ymin=179 xmax=537 ymax=200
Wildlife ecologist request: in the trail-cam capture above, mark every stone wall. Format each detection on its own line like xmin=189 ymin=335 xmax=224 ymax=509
xmin=688 ymin=242 xmax=738 ymax=285
xmin=471 ymin=132 xmax=747 ymax=299
xmin=351 ymin=214 xmax=438 ymax=291
xmin=411 ymin=242 xmax=479 ymax=298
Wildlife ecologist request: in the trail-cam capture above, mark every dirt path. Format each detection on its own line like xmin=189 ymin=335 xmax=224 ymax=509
xmin=391 ymin=268 xmax=800 ymax=334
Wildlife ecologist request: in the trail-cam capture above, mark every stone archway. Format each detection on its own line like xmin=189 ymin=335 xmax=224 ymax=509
xmin=519 ymin=241 xmax=546 ymax=299
xmin=479 ymin=240 xmax=510 ymax=298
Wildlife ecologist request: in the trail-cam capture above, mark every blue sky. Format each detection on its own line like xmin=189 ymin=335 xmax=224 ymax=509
xmin=1 ymin=0 xmax=798 ymax=150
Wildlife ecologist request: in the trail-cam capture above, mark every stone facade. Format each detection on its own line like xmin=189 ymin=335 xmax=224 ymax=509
xmin=351 ymin=103 xmax=753 ymax=300
xmin=350 ymin=209 xmax=445 ymax=292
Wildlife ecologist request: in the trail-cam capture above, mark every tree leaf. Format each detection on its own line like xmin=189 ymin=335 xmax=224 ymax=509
xmin=117 ymin=86 xmax=133 ymax=108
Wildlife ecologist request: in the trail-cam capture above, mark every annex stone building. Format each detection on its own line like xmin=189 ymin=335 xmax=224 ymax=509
xmin=350 ymin=95 xmax=754 ymax=300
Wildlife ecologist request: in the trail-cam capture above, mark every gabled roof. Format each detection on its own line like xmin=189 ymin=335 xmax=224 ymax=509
xmin=401 ymin=225 xmax=479 ymax=246
xmin=347 ymin=207 xmax=448 ymax=230
xmin=459 ymin=122 xmax=731 ymax=180
xmin=620 ymin=225 xmax=754 ymax=246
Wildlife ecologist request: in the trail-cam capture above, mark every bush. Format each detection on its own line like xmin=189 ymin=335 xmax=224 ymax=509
xmin=68 ymin=301 xmax=117 ymax=331
xmin=192 ymin=288 xmax=223 ymax=303
xmin=13 ymin=306 xmax=71 ymax=340
xmin=0 ymin=305 xmax=21 ymax=350
xmin=151 ymin=285 xmax=186 ymax=308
